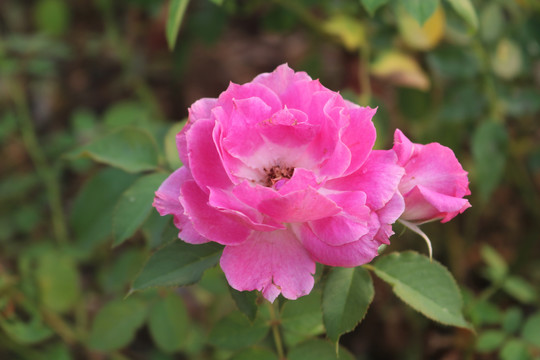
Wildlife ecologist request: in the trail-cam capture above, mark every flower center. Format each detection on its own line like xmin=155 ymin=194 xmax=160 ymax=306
xmin=263 ymin=165 xmax=294 ymax=189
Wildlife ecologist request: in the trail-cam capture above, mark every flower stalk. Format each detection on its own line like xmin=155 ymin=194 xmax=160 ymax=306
xmin=268 ymin=301 xmax=285 ymax=360
xmin=12 ymin=82 xmax=68 ymax=245
xmin=399 ymin=219 xmax=433 ymax=262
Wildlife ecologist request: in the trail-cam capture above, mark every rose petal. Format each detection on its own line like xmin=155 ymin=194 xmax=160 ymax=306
xmin=221 ymin=97 xmax=272 ymax=158
xmin=308 ymin=214 xmax=370 ymax=246
xmin=373 ymin=192 xmax=405 ymax=244
xmin=180 ymin=181 xmax=251 ymax=245
xmin=253 ymin=63 xmax=313 ymax=96
xmin=394 ymin=129 xmax=470 ymax=197
xmin=153 ymin=167 xmax=207 ymax=244
xmin=177 ymin=98 xmax=219 ymax=166
xmin=186 ymin=119 xmax=233 ymax=191
xmin=393 ymin=129 xmax=470 ymax=223
xmin=258 ymin=186 xmax=342 ymax=223
xmin=220 ymin=229 xmax=315 ymax=302
xmin=402 ymin=185 xmax=471 ymax=223
xmin=208 ymin=187 xmax=284 ymax=231
xmin=217 ymin=82 xmax=282 ymax=116
xmin=298 ymin=221 xmax=381 ymax=267
xmin=341 ymin=107 xmax=377 ymax=175
xmin=326 ymin=150 xmax=404 ymax=210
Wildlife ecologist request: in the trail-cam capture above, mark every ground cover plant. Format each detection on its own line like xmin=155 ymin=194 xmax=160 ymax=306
xmin=1 ymin=0 xmax=540 ymax=359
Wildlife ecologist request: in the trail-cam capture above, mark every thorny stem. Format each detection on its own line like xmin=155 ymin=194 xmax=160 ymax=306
xmin=12 ymin=83 xmax=69 ymax=245
xmin=268 ymin=301 xmax=285 ymax=360
xmin=398 ymin=219 xmax=433 ymax=262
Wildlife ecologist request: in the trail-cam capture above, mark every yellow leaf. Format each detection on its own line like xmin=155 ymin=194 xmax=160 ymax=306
xmin=491 ymin=38 xmax=523 ymax=80
xmin=370 ymin=51 xmax=430 ymax=91
xmin=323 ymin=15 xmax=366 ymax=51
xmin=397 ymin=5 xmax=445 ymax=51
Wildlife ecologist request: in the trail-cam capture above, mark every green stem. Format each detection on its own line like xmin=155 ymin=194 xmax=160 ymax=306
xmin=359 ymin=42 xmax=372 ymax=105
xmin=12 ymin=83 xmax=68 ymax=245
xmin=97 ymin=0 xmax=164 ymax=120
xmin=362 ymin=263 xmax=375 ymax=272
xmin=268 ymin=301 xmax=285 ymax=360
xmin=473 ymin=39 xmax=503 ymax=123
xmin=398 ymin=219 xmax=433 ymax=262
xmin=0 ymin=333 xmax=43 ymax=360
xmin=41 ymin=307 xmax=78 ymax=345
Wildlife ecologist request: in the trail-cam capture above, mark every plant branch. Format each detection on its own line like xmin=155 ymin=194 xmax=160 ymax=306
xmin=398 ymin=219 xmax=433 ymax=261
xmin=267 ymin=300 xmax=285 ymax=360
xmin=359 ymin=42 xmax=372 ymax=105
xmin=12 ymin=82 xmax=68 ymax=245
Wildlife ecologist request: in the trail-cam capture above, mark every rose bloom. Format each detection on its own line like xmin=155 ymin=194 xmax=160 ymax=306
xmin=393 ymin=129 xmax=471 ymax=224
xmin=154 ymin=64 xmax=468 ymax=302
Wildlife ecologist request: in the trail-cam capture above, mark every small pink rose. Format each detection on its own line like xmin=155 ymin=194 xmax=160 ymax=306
xmin=393 ymin=129 xmax=471 ymax=224
xmin=154 ymin=64 xmax=405 ymax=301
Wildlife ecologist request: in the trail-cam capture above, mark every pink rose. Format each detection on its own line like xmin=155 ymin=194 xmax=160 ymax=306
xmin=154 ymin=64 xmax=405 ymax=302
xmin=393 ymin=129 xmax=471 ymax=224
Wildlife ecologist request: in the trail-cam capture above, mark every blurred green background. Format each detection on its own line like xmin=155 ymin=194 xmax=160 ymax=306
xmin=1 ymin=0 xmax=540 ymax=359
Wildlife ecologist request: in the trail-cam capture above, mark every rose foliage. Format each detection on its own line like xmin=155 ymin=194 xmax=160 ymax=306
xmin=154 ymin=64 xmax=470 ymax=302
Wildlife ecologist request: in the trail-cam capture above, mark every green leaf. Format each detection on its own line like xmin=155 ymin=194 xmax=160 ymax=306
xmin=502 ymin=276 xmax=538 ymax=304
xmin=131 ymin=241 xmax=223 ymax=292
xmin=439 ymin=84 xmax=486 ymax=123
xmin=0 ymin=305 xmax=53 ymax=345
xmin=360 ymin=0 xmax=390 ymax=16
xmin=113 ymin=172 xmax=168 ymax=246
xmin=322 ymin=267 xmax=374 ymax=342
xmin=480 ymin=3 xmax=504 ymax=44
xmin=148 ymin=293 xmax=189 ymax=353
xmin=472 ymin=122 xmax=509 ymax=202
xmin=166 ymin=0 xmax=191 ymax=50
xmin=281 ymin=291 xmax=324 ymax=346
xmin=502 ymin=307 xmax=523 ymax=334
xmin=476 ymin=330 xmax=507 ymax=353
xmin=446 ymin=0 xmax=478 ymax=30
xmin=33 ymin=0 xmax=70 ymax=36
xmin=68 ymin=127 xmax=160 ymax=173
xmin=88 ymin=298 xmax=147 ymax=351
xmin=99 ymin=248 xmax=148 ymax=294
xmin=467 ymin=299 xmax=502 ymax=326
xmin=229 ymin=287 xmax=258 ymax=322
xmin=522 ymin=312 xmax=540 ymax=347
xmin=229 ymin=348 xmax=278 ymax=360
xmin=480 ymin=244 xmax=508 ymax=280
xmin=41 ymin=342 xmax=73 ymax=360
xmin=427 ymin=46 xmax=480 ymax=79
xmin=500 ymin=339 xmax=531 ymax=360
xmin=103 ymin=101 xmax=150 ymax=129
xmin=35 ymin=251 xmax=80 ymax=313
xmin=208 ymin=311 xmax=270 ymax=350
xmin=164 ymin=121 xmax=186 ymax=170
xmin=70 ymin=168 xmax=138 ymax=254
xmin=198 ymin=266 xmax=229 ymax=294
xmin=182 ymin=323 xmax=206 ymax=356
xmin=142 ymin=211 xmax=179 ymax=249
xmin=399 ymin=0 xmax=439 ymax=25
xmin=372 ymin=251 xmax=471 ymax=329
xmin=288 ymin=339 xmax=355 ymax=360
